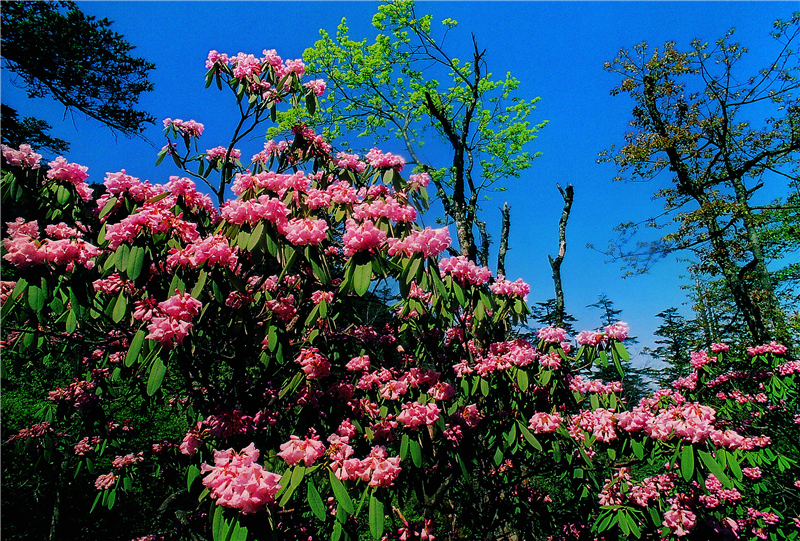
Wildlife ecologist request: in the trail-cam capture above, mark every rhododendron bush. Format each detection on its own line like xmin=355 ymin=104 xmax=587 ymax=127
xmin=2 ymin=48 xmax=799 ymax=541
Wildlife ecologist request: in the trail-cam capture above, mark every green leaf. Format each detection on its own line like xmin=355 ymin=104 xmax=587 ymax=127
xmin=111 ymin=292 xmax=127 ymax=323
xmin=480 ymin=377 xmax=490 ymax=396
xmin=681 ymin=444 xmax=694 ymax=482
xmin=516 ymin=369 xmax=529 ymax=391
xmin=212 ymin=504 xmax=225 ymax=541
xmin=187 ymin=464 xmax=201 ymax=492
xmin=354 ymin=259 xmax=372 ymax=296
xmin=631 ymin=439 xmax=644 ymax=461
xmin=698 ymin=450 xmax=732 ymax=488
xmin=99 ymin=196 xmax=118 ymax=219
xmin=248 ymin=222 xmax=264 ymax=252
xmin=66 ymin=307 xmax=77 ymax=334
xmin=128 ymin=246 xmax=145 ymax=280
xmin=452 ymin=279 xmax=466 ymax=306
xmin=306 ymin=91 xmax=317 ymax=116
xmin=56 ymin=184 xmax=71 ymax=205
xmin=329 ymin=469 xmax=355 ymax=515
xmin=409 ymin=438 xmax=422 ymax=468
xmin=115 ymin=243 xmax=130 ymax=271
xmin=27 ymin=285 xmax=44 ymax=312
xmin=725 ymin=450 xmax=742 ymax=481
xmin=618 ymin=510 xmax=631 ymax=536
xmin=125 ymin=329 xmax=146 ymax=367
xmin=192 ymin=271 xmax=208 ymax=299
xmin=147 ymin=357 xmax=167 ymax=396
xmin=613 ymin=341 xmax=630 ymax=361
xmin=504 ymin=422 xmax=517 ymax=447
xmin=518 ymin=422 xmax=543 ymax=452
xmin=107 ymin=487 xmax=116 ymax=509
xmin=369 ymin=493 xmax=385 ymax=539
xmin=400 ymin=434 xmax=409 ymax=459
xmin=307 ymin=479 xmax=326 ymax=521
xmin=230 ymin=520 xmax=248 ymax=541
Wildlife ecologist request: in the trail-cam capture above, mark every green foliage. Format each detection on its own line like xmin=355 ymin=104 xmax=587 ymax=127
xmin=298 ymin=0 xmax=546 ymax=263
xmin=600 ymin=14 xmax=800 ymax=346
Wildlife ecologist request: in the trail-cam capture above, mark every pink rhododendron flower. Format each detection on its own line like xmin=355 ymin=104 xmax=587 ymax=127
xmin=281 ymin=217 xmax=328 ymax=246
xmin=365 ymin=148 xmax=405 ymax=171
xmin=278 ymin=434 xmax=326 ymax=467
xmin=396 ymin=401 xmax=440 ymax=429
xmin=335 ymin=152 xmax=367 ymax=173
xmin=180 ymin=423 xmax=205 ymax=456
xmin=2 ymin=143 xmax=42 ymax=168
xmin=747 ymin=342 xmax=788 ymax=356
xmin=295 ymin=347 xmax=330 ymax=379
xmin=46 ymin=156 xmax=93 ymax=201
xmin=206 ymin=146 xmax=241 ymax=163
xmin=112 ymin=453 xmax=144 ymax=469
xmin=342 ymin=219 xmax=387 ymax=257
xmin=603 ymin=322 xmax=629 ymax=341
xmin=663 ymin=504 xmax=696 ymax=537
xmin=408 ymin=172 xmax=430 ymax=190
xmin=353 ymin=195 xmax=417 ymax=223
xmin=387 ymin=227 xmax=451 ymax=258
xmin=206 ymin=50 xmax=230 ymax=68
xmin=163 ymin=118 xmax=204 ymax=136
xmin=528 ymin=412 xmax=563 ymax=433
xmin=537 ymin=326 xmax=567 ymax=344
xmin=460 ymin=404 xmax=483 ymax=428
xmin=95 ymin=472 xmax=118 ymax=490
xmin=303 ymin=78 xmax=326 ymax=96
xmin=346 ymin=355 xmax=370 ymax=372
xmin=489 ymin=275 xmax=531 ymax=300
xmin=201 ymin=443 xmax=282 ymax=514
xmin=438 ymin=256 xmax=492 ymax=285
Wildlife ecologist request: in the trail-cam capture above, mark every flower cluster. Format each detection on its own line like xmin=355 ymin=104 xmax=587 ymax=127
xmin=163 ymin=118 xmax=205 ymax=136
xmin=489 ymin=275 xmax=531 ymax=300
xmin=278 ymin=434 xmax=326 ymax=467
xmin=329 ymin=441 xmax=402 ymax=487
xmin=439 ymin=256 xmax=492 ymax=285
xmin=135 ymin=292 xmax=202 ymax=348
xmin=201 ymin=443 xmax=282 ymax=514
xmin=365 ymin=148 xmax=405 ymax=171
xmin=3 ymin=218 xmax=99 ymax=271
xmin=1 ymin=143 xmax=42 ymax=168
xmin=747 ymin=342 xmax=789 ymax=356
xmin=387 ymin=227 xmax=451 ymax=258
xmin=46 ymin=157 xmax=93 ymax=201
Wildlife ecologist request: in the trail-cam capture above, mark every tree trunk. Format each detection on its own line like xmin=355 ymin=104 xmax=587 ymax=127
xmin=727 ymin=173 xmax=791 ymax=346
xmin=642 ymin=76 xmax=771 ymax=343
xmin=547 ymin=184 xmax=573 ymax=328
xmin=497 ymin=203 xmax=511 ymax=276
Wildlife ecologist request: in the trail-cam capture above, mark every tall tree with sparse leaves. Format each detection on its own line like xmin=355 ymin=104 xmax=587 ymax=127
xmin=599 ymin=14 xmax=800 ymax=347
xmin=296 ymin=0 xmax=546 ymax=268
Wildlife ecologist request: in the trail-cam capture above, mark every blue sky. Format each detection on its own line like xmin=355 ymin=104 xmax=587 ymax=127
xmin=2 ymin=1 xmax=796 ymax=361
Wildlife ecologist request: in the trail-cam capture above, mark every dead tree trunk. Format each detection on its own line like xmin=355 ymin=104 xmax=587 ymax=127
xmin=547 ymin=184 xmax=574 ymax=328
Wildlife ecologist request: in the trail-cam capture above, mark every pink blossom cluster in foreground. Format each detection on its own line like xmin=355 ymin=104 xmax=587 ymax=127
xmin=132 ymin=291 xmax=203 ymax=348
xmin=3 ymin=218 xmax=99 ymax=271
xmin=201 ymin=443 xmax=282 ymax=514
xmin=46 ymin=156 xmax=94 ymax=201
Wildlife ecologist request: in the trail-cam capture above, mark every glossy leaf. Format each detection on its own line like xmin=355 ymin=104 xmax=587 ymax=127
xmin=146 ymin=357 xmax=167 ymax=396
xmin=329 ymin=470 xmax=355 ymax=515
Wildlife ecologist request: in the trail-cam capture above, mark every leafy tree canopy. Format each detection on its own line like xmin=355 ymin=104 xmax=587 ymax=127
xmin=1 ymin=1 xmax=156 ymax=148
